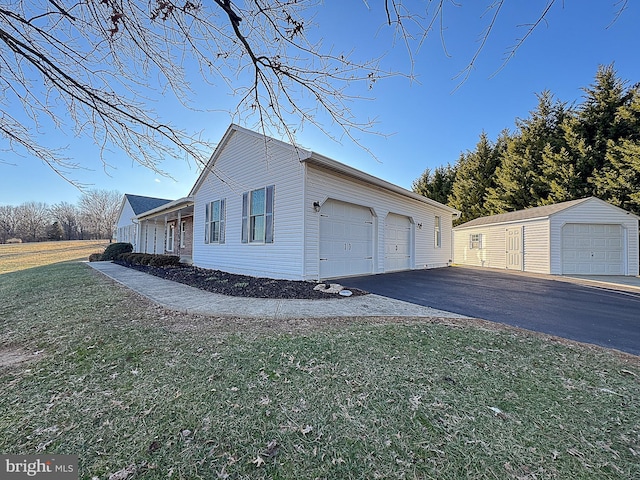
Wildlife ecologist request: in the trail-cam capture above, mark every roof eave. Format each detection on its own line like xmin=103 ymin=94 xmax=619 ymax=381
xmin=303 ymin=153 xmax=461 ymax=216
xmin=454 ymin=215 xmax=550 ymax=230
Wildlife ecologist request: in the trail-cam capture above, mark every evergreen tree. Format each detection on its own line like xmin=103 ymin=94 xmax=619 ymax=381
xmin=592 ymin=84 xmax=640 ymax=213
xmin=448 ymin=131 xmax=505 ymax=223
xmin=575 ymin=64 xmax=632 ymax=180
xmin=412 ymin=164 xmax=457 ymax=205
xmin=46 ymin=222 xmax=64 ymax=241
xmin=485 ymin=91 xmax=569 ymax=212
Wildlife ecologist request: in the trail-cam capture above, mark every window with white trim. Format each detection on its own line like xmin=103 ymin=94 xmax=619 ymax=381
xmin=242 ymin=185 xmax=274 ymax=243
xmin=166 ymin=224 xmax=175 ymax=252
xmin=434 ymin=216 xmax=441 ymax=248
xmin=205 ymin=199 xmax=226 ymax=244
xmin=469 ymin=233 xmax=482 ymax=249
xmin=180 ymin=221 xmax=187 ymax=248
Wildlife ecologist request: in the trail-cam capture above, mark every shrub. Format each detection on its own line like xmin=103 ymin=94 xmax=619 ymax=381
xmin=149 ymin=254 xmax=182 ymax=267
xmin=88 ymin=253 xmax=103 ymax=262
xmin=116 ymin=252 xmax=136 ymax=263
xmin=139 ymin=254 xmax=154 ymax=265
xmin=101 ymin=242 xmax=133 ymax=261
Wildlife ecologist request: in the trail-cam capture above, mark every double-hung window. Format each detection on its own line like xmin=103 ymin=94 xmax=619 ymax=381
xmin=242 ymin=185 xmax=274 ymax=243
xmin=180 ymin=221 xmax=187 ymax=248
xmin=205 ymin=199 xmax=226 ymax=244
xmin=434 ymin=216 xmax=441 ymax=248
xmin=469 ymin=233 xmax=482 ymax=249
xmin=166 ymin=224 xmax=175 ymax=252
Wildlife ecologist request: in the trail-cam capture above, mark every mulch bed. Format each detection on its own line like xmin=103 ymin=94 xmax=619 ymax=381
xmin=114 ymin=262 xmax=368 ymax=299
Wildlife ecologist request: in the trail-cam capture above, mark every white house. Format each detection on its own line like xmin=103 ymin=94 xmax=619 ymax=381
xmin=189 ymin=124 xmax=461 ymax=281
xmin=115 ymin=194 xmax=172 ymax=251
xmin=453 ymin=197 xmax=640 ymax=276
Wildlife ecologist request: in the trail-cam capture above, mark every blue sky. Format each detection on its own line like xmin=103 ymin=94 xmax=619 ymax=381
xmin=1 ymin=1 xmax=639 ymax=206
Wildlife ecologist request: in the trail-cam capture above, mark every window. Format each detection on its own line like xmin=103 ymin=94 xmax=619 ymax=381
xmin=434 ymin=216 xmax=441 ymax=248
xmin=242 ymin=185 xmax=274 ymax=243
xmin=166 ymin=224 xmax=175 ymax=252
xmin=180 ymin=221 xmax=186 ymax=248
xmin=205 ymin=199 xmax=226 ymax=244
xmin=469 ymin=233 xmax=482 ymax=249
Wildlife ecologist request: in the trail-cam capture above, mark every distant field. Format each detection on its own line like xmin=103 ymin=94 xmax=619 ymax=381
xmin=0 ymin=240 xmax=110 ymax=274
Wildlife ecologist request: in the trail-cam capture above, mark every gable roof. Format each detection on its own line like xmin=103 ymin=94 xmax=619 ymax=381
xmin=190 ymin=124 xmax=460 ymax=216
xmin=189 ymin=124 xmax=311 ymax=196
xmin=454 ymin=197 xmax=638 ymax=229
xmin=125 ymin=194 xmax=173 ymax=215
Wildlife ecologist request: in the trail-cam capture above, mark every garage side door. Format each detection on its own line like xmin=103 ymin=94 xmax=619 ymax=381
xmin=561 ymin=224 xmax=624 ymax=274
xmin=319 ymin=200 xmax=374 ymax=279
xmin=385 ymin=213 xmax=411 ymax=272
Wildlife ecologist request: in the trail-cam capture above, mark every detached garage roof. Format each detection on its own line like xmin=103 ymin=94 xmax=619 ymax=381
xmin=455 ymin=197 xmax=638 ymax=229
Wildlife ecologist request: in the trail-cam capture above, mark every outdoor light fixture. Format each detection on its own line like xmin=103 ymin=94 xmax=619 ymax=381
xmin=313 ymin=201 xmax=321 ymax=212
xmin=417 ymin=223 xmax=423 ymax=229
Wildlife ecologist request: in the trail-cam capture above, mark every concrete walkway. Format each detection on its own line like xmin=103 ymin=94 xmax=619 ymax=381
xmin=559 ymin=274 xmax=640 ymax=292
xmin=87 ymin=262 xmax=466 ymax=319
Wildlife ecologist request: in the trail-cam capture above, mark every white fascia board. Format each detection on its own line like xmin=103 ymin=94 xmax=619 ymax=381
xmin=303 ymin=153 xmax=461 ymax=217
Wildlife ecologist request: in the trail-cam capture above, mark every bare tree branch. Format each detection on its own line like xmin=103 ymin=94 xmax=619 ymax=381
xmin=0 ymin=0 xmax=629 ymax=187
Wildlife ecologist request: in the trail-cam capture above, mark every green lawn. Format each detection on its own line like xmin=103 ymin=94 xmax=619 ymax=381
xmin=1 ymin=262 xmax=638 ymax=479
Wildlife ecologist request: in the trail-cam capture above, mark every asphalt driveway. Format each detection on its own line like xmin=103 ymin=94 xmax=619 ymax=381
xmin=343 ymin=267 xmax=640 ymax=356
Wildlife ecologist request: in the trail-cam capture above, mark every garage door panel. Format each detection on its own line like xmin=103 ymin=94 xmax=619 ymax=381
xmin=319 ymin=200 xmax=373 ymax=279
xmin=385 ymin=213 xmax=411 ymax=272
xmin=562 ymin=223 xmax=624 ymax=275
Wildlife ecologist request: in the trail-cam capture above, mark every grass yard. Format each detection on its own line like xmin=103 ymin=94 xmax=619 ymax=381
xmin=0 ymin=261 xmax=639 ymax=479
xmin=0 ymin=240 xmax=109 ymax=274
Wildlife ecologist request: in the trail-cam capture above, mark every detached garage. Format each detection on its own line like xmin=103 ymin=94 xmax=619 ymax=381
xmin=453 ymin=197 xmax=639 ymax=276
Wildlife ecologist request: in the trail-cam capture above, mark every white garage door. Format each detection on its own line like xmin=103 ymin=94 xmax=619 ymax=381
xmin=561 ymin=224 xmax=624 ymax=275
xmin=319 ymin=200 xmax=374 ymax=279
xmin=385 ymin=213 xmax=411 ymax=272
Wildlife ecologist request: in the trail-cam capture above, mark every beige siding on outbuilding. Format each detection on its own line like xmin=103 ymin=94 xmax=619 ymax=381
xmin=453 ymin=198 xmax=639 ymax=276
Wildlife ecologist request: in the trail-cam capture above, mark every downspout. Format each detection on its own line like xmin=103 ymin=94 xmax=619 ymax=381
xmin=301 ymin=161 xmax=307 ymax=280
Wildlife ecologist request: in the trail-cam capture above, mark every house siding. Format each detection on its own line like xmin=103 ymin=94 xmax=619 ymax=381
xmin=116 ymin=200 xmax=138 ymax=248
xmin=454 ymin=198 xmax=639 ymax=276
xmin=549 ymin=199 xmax=639 ymax=275
xmin=454 ymin=219 xmax=551 ymax=273
xmin=453 ymin=225 xmax=506 ymax=269
xmin=192 ymin=130 xmax=306 ymax=279
xmin=304 ymin=164 xmax=455 ymax=280
xmin=522 ymin=220 xmax=551 ymax=274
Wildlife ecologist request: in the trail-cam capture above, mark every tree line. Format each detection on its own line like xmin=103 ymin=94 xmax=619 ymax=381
xmin=413 ymin=64 xmax=640 ymax=224
xmin=0 ymin=190 xmax=121 ymax=243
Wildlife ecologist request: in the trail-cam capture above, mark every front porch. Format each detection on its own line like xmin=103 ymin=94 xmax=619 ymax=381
xmin=135 ymin=197 xmax=194 ymax=264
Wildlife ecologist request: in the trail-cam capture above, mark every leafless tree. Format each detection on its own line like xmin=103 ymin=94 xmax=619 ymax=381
xmin=78 ymin=189 xmax=121 ymax=240
xmin=0 ymin=205 xmax=20 ymax=243
xmin=15 ymin=202 xmax=51 ymax=241
xmin=0 ymin=1 xmax=628 ymax=184
xmin=50 ymin=201 xmax=81 ymax=240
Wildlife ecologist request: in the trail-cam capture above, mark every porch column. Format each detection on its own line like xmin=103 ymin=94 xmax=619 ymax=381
xmin=177 ymin=209 xmax=182 ymax=255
